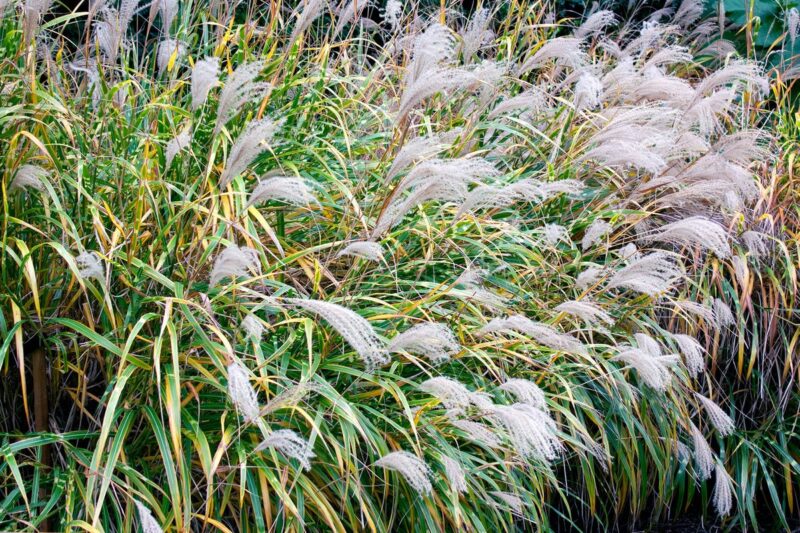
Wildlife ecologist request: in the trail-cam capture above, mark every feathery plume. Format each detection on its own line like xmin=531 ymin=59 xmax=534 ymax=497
xmin=397 ymin=66 xmax=476 ymax=120
xmin=440 ymin=454 xmax=468 ymax=493
xmin=487 ymin=88 xmax=547 ymax=119
xmin=191 ymin=57 xmax=220 ymax=110
xmin=246 ymin=176 xmax=316 ymax=208
xmin=555 ymin=300 xmax=613 ymax=325
xmin=477 ymin=315 xmax=587 ymax=355
xmin=227 ymin=360 xmax=260 ymax=423
xmin=134 ymin=501 xmax=164 ymax=533
xmin=694 ymin=59 xmax=768 ymax=98
xmin=518 ymin=37 xmax=586 ymax=75
xmin=24 ymin=0 xmax=54 ymax=43
xmin=644 ymin=217 xmax=731 ymax=258
xmin=382 ymin=0 xmax=402 ymax=31
xmin=93 ymin=7 xmax=126 ymax=64
xmin=286 ymin=298 xmax=389 ymax=371
xmin=165 ymin=126 xmax=191 ymax=167
xmin=490 ymin=491 xmax=525 ymax=515
xmin=385 ymin=134 xmax=447 ymax=182
xmin=541 ymin=224 xmax=570 ymax=246
xmin=454 ymin=184 xmax=518 ymax=219
xmin=336 ymin=241 xmax=385 ymax=262
xmin=374 ymin=451 xmax=433 ymax=495
xmin=157 ymin=0 xmax=179 ymax=33
xmin=576 ymin=266 xmax=604 ymax=290
xmin=672 ymin=333 xmax=704 ymax=377
xmin=712 ymin=298 xmax=735 ymax=327
xmin=76 ymin=251 xmax=105 ymax=281
xmin=419 ymin=377 xmax=474 ymax=411
xmin=696 ymin=394 xmax=735 ymax=436
xmin=672 ymin=0 xmax=703 ymax=28
xmin=290 ymin=0 xmax=327 ymax=43
xmin=691 ymin=424 xmax=714 ymax=480
xmin=395 ymin=157 xmax=499 ymax=194
xmin=373 ymin=179 xmax=469 ymax=237
xmin=9 ymin=164 xmax=48 ymax=192
xmin=460 ymin=7 xmax=493 ymax=61
xmin=241 ymin=314 xmax=264 ymax=342
xmin=450 ymin=418 xmax=501 ymax=447
xmin=499 ymin=379 xmax=546 ymax=410
xmin=672 ymin=299 xmax=718 ymax=328
xmin=333 ymin=0 xmax=372 ymax=37
xmin=219 ymin=117 xmax=281 ymax=187
xmin=156 ymin=38 xmax=186 ymax=74
xmin=573 ymin=10 xmax=616 ymax=39
xmin=487 ymin=403 xmax=561 ymax=463
xmin=789 ymin=8 xmax=800 ymax=46
xmin=574 ymin=72 xmax=603 ymax=110
xmin=581 ymin=219 xmax=611 ymax=251
xmin=404 ymin=23 xmax=455 ymax=86
xmin=612 ymin=346 xmax=672 ymax=390
xmin=214 ymin=62 xmax=272 ymax=135
xmin=741 ymin=230 xmax=768 ymax=258
xmin=606 ymin=252 xmax=681 ymax=296
xmin=713 ymin=463 xmax=734 ymax=517
xmin=209 ymin=245 xmax=260 ymax=286
xmin=256 ymin=429 xmax=315 ymax=471
xmin=388 ymin=323 xmax=459 ymax=364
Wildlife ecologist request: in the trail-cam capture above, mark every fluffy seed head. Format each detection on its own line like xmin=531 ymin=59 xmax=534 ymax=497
xmin=336 ymin=241 xmax=385 ymax=262
xmin=219 ymin=117 xmax=281 ymax=187
xmin=374 ymin=451 xmax=433 ymax=495
xmin=214 ymin=62 xmax=272 ymax=135
xmin=209 ymin=245 xmax=260 ymax=286
xmin=388 ymin=323 xmax=460 ymax=364
xmin=134 ymin=501 xmax=163 ymax=533
xmin=643 ymin=217 xmax=731 ymax=258
xmin=499 ymin=379 xmax=547 ymax=410
xmin=555 ymin=300 xmax=613 ymax=325
xmin=241 ymin=314 xmax=264 ymax=342
xmin=450 ymin=418 xmax=502 ymax=448
xmin=713 ymin=463 xmax=734 ymax=517
xmin=191 ymin=57 xmax=220 ymax=110
xmin=606 ymin=252 xmax=682 ymax=296
xmin=581 ymin=219 xmax=612 ymax=251
xmin=696 ymin=394 xmax=735 ymax=436
xmin=419 ymin=377 xmax=474 ymax=411
xmin=672 ymin=333 xmax=704 ymax=377
xmin=227 ymin=360 xmax=260 ymax=423
xmin=286 ymin=298 xmax=389 ymax=371
xmin=10 ymin=164 xmax=48 ymax=192
xmin=256 ymin=429 xmax=315 ymax=471
xmin=246 ymin=176 xmax=316 ymax=208
xmin=477 ymin=315 xmax=588 ymax=355
xmin=486 ymin=403 xmax=561 ymax=463
xmin=76 ymin=251 xmax=104 ymax=281
xmin=156 ymin=38 xmax=186 ymax=74
xmin=691 ymin=424 xmax=715 ymax=481
xmin=440 ymin=454 xmax=468 ymax=493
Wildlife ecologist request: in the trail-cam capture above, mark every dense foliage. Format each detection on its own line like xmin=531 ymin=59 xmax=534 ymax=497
xmin=1 ymin=0 xmax=799 ymax=531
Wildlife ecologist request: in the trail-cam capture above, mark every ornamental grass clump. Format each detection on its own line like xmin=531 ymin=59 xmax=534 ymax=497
xmin=1 ymin=0 xmax=797 ymax=531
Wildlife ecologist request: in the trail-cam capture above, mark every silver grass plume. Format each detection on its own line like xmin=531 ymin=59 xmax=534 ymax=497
xmin=261 ymin=382 xmax=315 ymax=415
xmin=394 ymin=157 xmax=499 ymax=194
xmin=574 ymin=72 xmax=603 ymax=110
xmin=789 ymin=8 xmax=800 ymax=46
xmin=385 ymin=134 xmax=447 ymax=183
xmin=450 ymin=418 xmax=501 ymax=448
xmin=534 ymin=179 xmax=586 ymax=200
xmin=643 ymin=217 xmax=731 ymax=258
xmin=219 ymin=117 xmax=281 ymax=187
xmin=712 ymin=298 xmax=735 ymax=327
xmin=487 ymin=403 xmax=561 ymax=463
xmin=695 ymin=394 xmax=735 ymax=436
xmin=454 ymin=184 xmax=519 ymax=220
xmin=76 ymin=251 xmax=105 ymax=281
xmin=606 ymin=252 xmax=681 ymax=296
xmin=156 ymin=38 xmax=186 ymax=74
xmin=246 ymin=176 xmax=316 ymax=208
xmin=741 ymin=230 xmax=769 ymax=258
xmin=372 ymin=179 xmax=469 ymax=238
xmin=290 ymin=0 xmax=327 ymax=43
xmin=673 ymin=0 xmax=703 ymax=28
xmin=165 ymin=126 xmax=191 ymax=167
xmin=382 ymin=0 xmax=402 ymax=31
xmin=693 ymin=59 xmax=768 ymax=98
xmin=490 ymin=491 xmax=525 ymax=515
xmin=214 ymin=62 xmax=272 ymax=135
xmin=388 ymin=323 xmax=459 ymax=364
xmin=611 ymin=344 xmax=675 ymax=391
xmin=241 ymin=314 xmax=264 ymax=342
xmin=256 ymin=429 xmax=315 ymax=471
xmin=286 ymin=298 xmax=389 ymax=371
xmin=671 ymin=299 xmax=718 ymax=328
xmin=731 ymin=255 xmax=748 ymax=288
xmin=191 ymin=57 xmax=220 ymax=110
xmin=93 ymin=7 xmax=127 ymax=64
xmin=419 ymin=377 xmax=474 ymax=411
xmin=554 ymin=300 xmax=613 ymax=326
xmin=397 ymin=66 xmax=476 ymax=120
xmin=440 ymin=454 xmax=467 ymax=493
xmin=157 ymin=0 xmax=179 ymax=33
xmin=9 ymin=164 xmax=48 ymax=192
xmin=477 ymin=315 xmax=587 ymax=355
xmin=227 ymin=360 xmax=260 ymax=423
xmin=691 ymin=423 xmax=715 ymax=480
xmin=134 ymin=501 xmax=164 ymax=533
xmin=374 ymin=451 xmax=433 ymax=496
xmin=643 ymin=45 xmax=692 ymax=70
xmin=540 ymin=224 xmax=570 ymax=246
xmin=209 ymin=245 xmax=260 ymax=286
xmin=23 ymin=0 xmax=54 ymax=44
xmin=333 ymin=0 xmax=372 ymax=37
xmin=574 ymin=10 xmax=616 ymax=39
xmin=499 ymin=379 xmax=546 ymax=410
xmin=672 ymin=333 xmax=704 ymax=377
xmin=517 ymin=37 xmax=586 ymax=75
xmin=336 ymin=241 xmax=385 ymax=262
xmin=459 ymin=7 xmax=493 ymax=61
xmin=404 ymin=23 xmax=455 ymax=86
xmin=581 ymin=219 xmax=611 ymax=251
xmin=487 ymin=88 xmax=547 ymax=120
xmin=713 ymin=463 xmax=734 ymax=517
xmin=576 ymin=266 xmax=604 ymax=290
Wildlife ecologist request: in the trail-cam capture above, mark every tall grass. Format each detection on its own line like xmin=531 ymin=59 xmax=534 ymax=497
xmin=1 ymin=0 xmax=798 ymax=531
